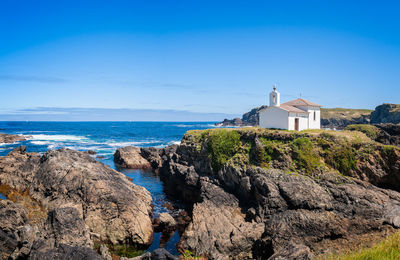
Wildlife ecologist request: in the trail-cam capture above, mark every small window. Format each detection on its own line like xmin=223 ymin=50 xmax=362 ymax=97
xmin=314 ymin=111 xmax=316 ymax=121
xmin=273 ymin=95 xmax=276 ymax=103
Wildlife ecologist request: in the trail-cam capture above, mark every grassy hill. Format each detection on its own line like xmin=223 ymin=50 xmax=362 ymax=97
xmin=321 ymin=108 xmax=373 ymax=121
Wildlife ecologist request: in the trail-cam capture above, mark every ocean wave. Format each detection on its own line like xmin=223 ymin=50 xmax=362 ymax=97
xmin=31 ymin=141 xmax=53 ymax=145
xmin=168 ymin=140 xmax=181 ymax=145
xmin=105 ymin=141 xmax=159 ymax=147
xmin=27 ymin=134 xmax=87 ymax=141
xmin=173 ymin=124 xmax=216 ymax=128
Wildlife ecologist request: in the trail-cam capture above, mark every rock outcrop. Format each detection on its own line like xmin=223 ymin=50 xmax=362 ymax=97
xmin=346 ymin=123 xmax=400 ymax=147
xmin=0 ymin=147 xmax=153 ymax=259
xmin=114 ymin=146 xmax=152 ymax=169
xmin=217 ymin=106 xmax=267 ymax=126
xmin=132 ymin=128 xmax=400 ymax=259
xmin=371 ymin=103 xmax=400 ymax=124
xmin=0 ymin=133 xmax=25 ymax=144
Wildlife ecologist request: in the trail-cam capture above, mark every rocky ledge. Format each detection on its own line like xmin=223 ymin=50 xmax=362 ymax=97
xmin=0 ymin=147 xmax=153 ymax=259
xmin=0 ymin=133 xmax=26 ymax=144
xmin=118 ymin=128 xmax=400 ymax=259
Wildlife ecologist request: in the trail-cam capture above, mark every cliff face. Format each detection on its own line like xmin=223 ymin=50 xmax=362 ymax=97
xmin=371 ymin=103 xmax=400 ymax=124
xmin=137 ymin=128 xmax=400 ymax=259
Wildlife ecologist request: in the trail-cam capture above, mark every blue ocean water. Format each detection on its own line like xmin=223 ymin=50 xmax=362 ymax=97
xmin=0 ymin=121 xmax=218 ymax=254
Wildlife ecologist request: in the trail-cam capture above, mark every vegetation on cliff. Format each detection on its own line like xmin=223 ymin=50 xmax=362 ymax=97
xmin=183 ymin=127 xmax=400 ymax=187
xmin=345 ymin=124 xmax=380 ymax=139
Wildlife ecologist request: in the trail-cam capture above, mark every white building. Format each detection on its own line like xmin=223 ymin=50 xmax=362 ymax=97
xmin=259 ymin=86 xmax=321 ymax=131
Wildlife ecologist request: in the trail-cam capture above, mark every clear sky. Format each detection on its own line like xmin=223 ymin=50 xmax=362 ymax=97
xmin=0 ymin=0 xmax=399 ymax=120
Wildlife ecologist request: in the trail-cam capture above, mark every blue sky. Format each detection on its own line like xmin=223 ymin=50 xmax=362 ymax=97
xmin=0 ymin=0 xmax=399 ymax=120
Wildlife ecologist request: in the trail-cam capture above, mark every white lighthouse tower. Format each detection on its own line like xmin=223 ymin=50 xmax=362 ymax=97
xmin=269 ymin=84 xmax=280 ymax=107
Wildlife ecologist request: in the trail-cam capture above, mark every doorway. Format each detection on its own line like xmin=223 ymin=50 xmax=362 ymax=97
xmin=295 ymin=118 xmax=299 ymax=131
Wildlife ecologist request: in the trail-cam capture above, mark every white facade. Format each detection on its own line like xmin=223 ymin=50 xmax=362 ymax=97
xmin=259 ymin=106 xmax=289 ymax=129
xmin=259 ymin=87 xmax=321 ymax=131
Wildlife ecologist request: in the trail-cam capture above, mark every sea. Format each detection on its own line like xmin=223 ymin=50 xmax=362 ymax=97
xmin=0 ymin=121 xmax=219 ymax=255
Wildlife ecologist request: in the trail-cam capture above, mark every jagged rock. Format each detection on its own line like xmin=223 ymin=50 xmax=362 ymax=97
xmin=179 ymin=180 xmax=264 ymax=259
xmin=375 ymin=123 xmax=400 ymax=146
xmin=269 ymin=242 xmax=313 ymax=260
xmin=371 ymin=103 xmax=400 ymax=124
xmin=0 ymin=200 xmax=31 ymax=259
xmin=29 ymin=244 xmax=104 ymax=260
xmin=114 ymin=146 xmax=152 ymax=169
xmin=217 ymin=118 xmax=243 ymax=126
xmin=44 ymin=207 xmax=93 ymax=248
xmin=149 ymin=129 xmax=400 ymax=259
xmin=216 ymin=106 xmax=267 ymax=126
xmin=0 ymin=133 xmax=26 ymax=144
xmin=140 ymin=147 xmax=163 ymax=169
xmin=159 ymin=213 xmax=176 ymax=227
xmin=0 ymin=148 xmax=154 ymax=259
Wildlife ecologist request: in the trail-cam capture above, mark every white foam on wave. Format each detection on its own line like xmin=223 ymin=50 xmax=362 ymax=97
xmin=174 ymin=124 xmax=216 ymax=128
xmin=168 ymin=140 xmax=181 ymax=145
xmin=27 ymin=134 xmax=87 ymax=141
xmin=31 ymin=141 xmax=52 ymax=145
xmin=105 ymin=141 xmax=158 ymax=147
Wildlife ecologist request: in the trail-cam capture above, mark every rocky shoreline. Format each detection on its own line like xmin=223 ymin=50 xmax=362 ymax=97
xmin=2 ymin=125 xmax=400 ymax=259
xmin=0 ymin=144 xmax=171 ymax=259
xmin=114 ymin=127 xmax=400 ymax=259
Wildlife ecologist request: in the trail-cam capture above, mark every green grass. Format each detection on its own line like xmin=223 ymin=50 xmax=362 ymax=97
xmin=323 ymin=232 xmax=400 ymax=260
xmin=291 ymin=137 xmax=321 ymax=174
xmin=325 ymin=146 xmax=357 ymax=175
xmin=345 ymin=124 xmax=380 ymax=140
xmin=321 ymin=108 xmax=373 ymax=120
xmin=206 ymin=129 xmax=241 ymax=171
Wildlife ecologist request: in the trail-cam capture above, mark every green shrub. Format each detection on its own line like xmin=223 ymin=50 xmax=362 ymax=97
xmin=326 ymin=146 xmax=357 ymax=175
xmin=291 ymin=137 xmax=321 ymax=174
xmin=250 ymin=138 xmax=276 ymax=166
xmin=207 ymin=129 xmax=241 ymax=171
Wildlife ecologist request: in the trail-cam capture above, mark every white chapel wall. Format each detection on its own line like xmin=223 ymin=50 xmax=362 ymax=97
xmin=259 ymin=107 xmax=288 ymax=129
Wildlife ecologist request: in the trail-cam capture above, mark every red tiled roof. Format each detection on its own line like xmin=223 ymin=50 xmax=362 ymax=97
xmin=280 ymin=105 xmax=308 ymax=113
xmin=281 ymin=98 xmax=322 ymax=107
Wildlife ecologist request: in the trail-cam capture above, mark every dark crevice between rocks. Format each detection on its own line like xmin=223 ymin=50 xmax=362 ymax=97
xmin=251 ymin=239 xmax=274 ymax=260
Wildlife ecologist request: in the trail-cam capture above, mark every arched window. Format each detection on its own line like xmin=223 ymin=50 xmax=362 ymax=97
xmin=314 ymin=111 xmax=316 ymax=121
xmin=273 ymin=95 xmax=276 ymax=104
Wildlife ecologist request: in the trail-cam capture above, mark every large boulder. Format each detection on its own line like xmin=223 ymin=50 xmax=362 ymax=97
xmin=0 ymin=147 xmax=154 ymax=259
xmin=114 ymin=146 xmax=152 ymax=169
